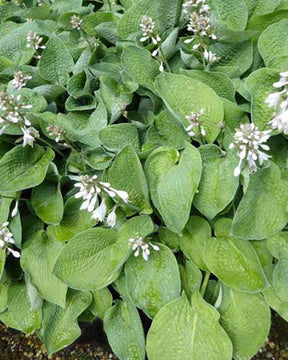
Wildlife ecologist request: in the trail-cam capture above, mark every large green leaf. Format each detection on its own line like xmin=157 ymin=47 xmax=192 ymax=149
xmin=100 ymin=124 xmax=140 ymax=152
xmin=47 ymin=197 xmax=95 ymax=242
xmin=0 ymin=145 xmax=54 ymax=193
xmin=145 ymin=145 xmax=202 ymax=233
xmin=245 ymin=68 xmax=279 ymax=129
xmin=258 ymin=19 xmax=288 ymax=71
xmin=125 ymin=243 xmax=181 ymax=318
xmin=232 ymin=162 xmax=288 ymax=240
xmin=42 ymin=290 xmax=92 ymax=354
xmin=179 ymin=216 xmax=212 ymax=271
xmin=146 ymin=293 xmax=233 ymax=360
xmin=218 ymin=285 xmax=271 ymax=360
xmin=8 ymin=282 xmax=42 ymax=334
xmin=193 ymin=145 xmax=239 ymax=220
xmin=39 ymin=33 xmax=74 ymax=86
xmin=155 ymin=73 xmax=224 ymax=143
xmin=212 ymin=0 xmax=248 ymax=31
xmin=53 ymin=227 xmax=126 ymax=290
xmin=109 ymin=145 xmax=152 ymax=214
xmin=31 ymin=175 xmax=64 ymax=225
xmin=180 ymin=69 xmax=235 ymax=102
xmin=54 ymin=214 xmax=153 ymax=291
xmin=121 ymin=46 xmax=160 ymax=91
xmin=205 ymin=219 xmax=268 ymax=292
xmin=21 ymin=230 xmax=67 ymax=308
xmin=104 ymin=300 xmax=145 ymax=360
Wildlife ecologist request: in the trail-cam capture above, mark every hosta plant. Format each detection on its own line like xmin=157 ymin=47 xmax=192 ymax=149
xmin=1 ymin=0 xmax=288 ymax=359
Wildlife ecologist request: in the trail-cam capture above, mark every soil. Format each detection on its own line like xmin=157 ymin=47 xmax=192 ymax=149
xmin=0 ymin=312 xmax=287 ymax=359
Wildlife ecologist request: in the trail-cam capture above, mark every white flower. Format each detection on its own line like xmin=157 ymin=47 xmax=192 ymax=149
xmin=273 ymin=72 xmax=288 ymax=88
xmin=26 ymin=31 xmax=46 ymax=50
xmin=185 ymin=109 xmax=206 ymax=138
xmin=203 ymin=49 xmax=218 ymax=63
xmin=21 ymin=126 xmax=39 ymax=147
xmin=265 ymin=91 xmax=283 ymax=110
xmin=106 ymin=206 xmax=117 ymax=228
xmin=11 ymin=200 xmax=19 ymax=218
xmin=229 ymin=123 xmax=271 ymax=176
xmin=129 ymin=236 xmax=160 ymax=261
xmin=0 ymin=222 xmax=20 ymax=258
xmin=92 ymin=199 xmax=107 ymax=222
xmin=266 ymin=71 xmax=288 ymax=134
xmin=74 ymin=175 xmax=129 ymax=215
xmin=11 ymin=71 xmax=32 ymax=90
xmin=70 ymin=14 xmax=82 ymax=30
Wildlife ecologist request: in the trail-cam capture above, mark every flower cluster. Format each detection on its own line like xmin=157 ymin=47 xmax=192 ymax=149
xmin=0 ymin=91 xmax=39 ymax=146
xmin=139 ymin=16 xmax=164 ymax=72
xmin=74 ymin=175 xmax=129 ymax=227
xmin=185 ymin=109 xmax=206 ymax=138
xmin=26 ymin=31 xmax=46 ymax=59
xmin=266 ymin=71 xmax=288 ymax=135
xmin=129 ymin=236 xmax=160 ymax=261
xmin=70 ymin=15 xmax=82 ymax=30
xmin=11 ymin=71 xmax=32 ymax=90
xmin=183 ymin=0 xmax=216 ymax=41
xmin=0 ymin=222 xmax=20 ymax=258
xmin=183 ymin=0 xmax=217 ymax=64
xmin=229 ymin=123 xmax=271 ymax=176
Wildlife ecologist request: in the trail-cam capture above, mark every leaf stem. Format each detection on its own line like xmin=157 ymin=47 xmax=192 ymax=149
xmin=200 ymin=271 xmax=210 ymax=297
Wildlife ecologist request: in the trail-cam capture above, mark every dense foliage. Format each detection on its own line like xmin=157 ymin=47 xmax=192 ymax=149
xmin=0 ymin=0 xmax=288 ymax=359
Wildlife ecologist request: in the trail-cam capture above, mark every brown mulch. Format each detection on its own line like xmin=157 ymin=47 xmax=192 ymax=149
xmin=0 ymin=321 xmax=117 ymax=360
xmin=0 ymin=311 xmax=287 ymax=359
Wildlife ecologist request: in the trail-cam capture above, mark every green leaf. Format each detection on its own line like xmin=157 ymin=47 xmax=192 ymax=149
xmin=8 ymin=282 xmax=42 ymax=334
xmin=205 ymin=219 xmax=268 ymax=292
xmin=232 ymin=162 xmax=288 ymax=240
xmin=180 ymin=69 xmax=235 ymax=102
xmin=193 ymin=145 xmax=239 ymax=220
xmin=245 ymin=68 xmax=279 ymax=129
xmin=258 ymin=19 xmax=288 ymax=71
xmin=100 ymin=124 xmax=140 ymax=152
xmin=122 ymin=46 xmax=160 ymax=91
xmin=65 ymin=95 xmax=97 ymax=112
xmin=125 ymin=243 xmax=181 ymax=318
xmin=53 ymin=227 xmax=129 ymax=290
xmin=146 ymin=293 xmax=233 ymax=360
xmin=42 ymin=290 xmax=92 ymax=354
xmin=155 ymin=73 xmax=224 ymax=143
xmin=39 ymin=33 xmax=74 ymax=86
xmin=21 ymin=230 xmax=67 ymax=308
xmin=0 ymin=271 xmax=9 ymax=313
xmin=179 ymin=260 xmax=202 ymax=299
xmin=145 ymin=145 xmax=202 ymax=233
xmin=100 ymin=75 xmax=134 ymax=123
xmin=218 ymin=285 xmax=271 ymax=360
xmin=179 ymin=216 xmax=211 ymax=271
xmin=0 ymin=145 xmax=54 ymax=193
xmin=109 ymin=145 xmax=152 ymax=214
xmin=47 ymin=197 xmax=95 ymax=242
xmin=104 ymin=300 xmax=146 ymax=360
xmin=212 ymin=0 xmax=248 ymax=31
xmin=210 ymin=41 xmax=253 ymax=78
xmin=89 ymin=288 xmax=112 ymax=319
xmin=31 ymin=175 xmax=64 ymax=225
xmin=147 ymin=109 xmax=190 ymax=150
